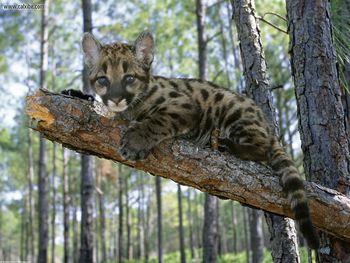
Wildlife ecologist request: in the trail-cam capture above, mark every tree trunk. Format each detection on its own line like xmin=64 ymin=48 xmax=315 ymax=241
xmin=137 ymin=174 xmax=145 ymax=260
xmin=231 ymin=203 xmax=237 ymax=254
xmin=126 ymin=175 xmax=132 ymax=260
xmin=155 ymin=177 xmax=163 ymax=263
xmin=286 ymin=0 xmax=350 ymax=261
xmin=80 ymin=153 xmax=94 ymax=263
xmin=72 ymin=195 xmax=79 ymax=263
xmin=27 ymin=125 xmax=35 ymax=261
xmin=242 ymin=207 xmax=250 ymax=263
xmin=80 ymin=0 xmax=95 ymax=262
xmin=177 ymin=184 xmax=186 ymax=263
xmin=249 ymin=210 xmax=264 ymax=263
xmin=203 ymin=194 xmax=218 ymax=263
xmin=51 ymin=143 xmax=57 ymax=263
xmin=232 ymin=0 xmax=300 ymax=262
xmin=186 ymin=189 xmax=195 ymax=259
xmin=38 ymin=1 xmax=50 ymax=262
xmin=118 ymin=165 xmax=124 ymax=263
xmin=196 ymin=1 xmax=219 ymax=262
xmin=63 ymin=148 xmax=70 ymax=263
xmin=99 ymin=189 xmax=107 ymax=263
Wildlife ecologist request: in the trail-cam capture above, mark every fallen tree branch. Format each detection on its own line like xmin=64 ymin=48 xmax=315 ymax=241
xmin=26 ymin=89 xmax=350 ymax=241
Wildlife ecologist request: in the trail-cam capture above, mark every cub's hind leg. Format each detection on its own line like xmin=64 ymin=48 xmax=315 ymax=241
xmin=218 ymin=137 xmax=269 ymax=162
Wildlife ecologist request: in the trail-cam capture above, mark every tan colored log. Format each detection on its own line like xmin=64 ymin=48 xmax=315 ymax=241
xmin=26 ymin=89 xmax=350 ymax=241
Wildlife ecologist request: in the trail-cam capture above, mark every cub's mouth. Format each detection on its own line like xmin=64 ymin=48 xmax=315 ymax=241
xmin=107 ymin=98 xmax=128 ymax=112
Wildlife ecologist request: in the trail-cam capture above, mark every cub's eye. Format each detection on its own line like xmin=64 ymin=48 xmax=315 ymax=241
xmin=124 ymin=75 xmax=136 ymax=85
xmin=96 ymin=76 xmax=110 ymax=87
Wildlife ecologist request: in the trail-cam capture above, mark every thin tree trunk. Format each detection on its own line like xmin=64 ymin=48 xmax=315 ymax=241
xmin=186 ymin=189 xmax=195 ymax=259
xmin=155 ymin=177 xmax=163 ymax=263
xmin=21 ymin=196 xmax=26 ymax=260
xmin=250 ymin=210 xmax=264 ymax=263
xmin=177 ymin=184 xmax=186 ymax=263
xmin=232 ymin=1 xmax=300 ymax=262
xmin=80 ymin=153 xmax=94 ymax=263
xmin=242 ymin=207 xmax=250 ymax=263
xmin=27 ymin=126 xmax=35 ymax=261
xmin=51 ymin=143 xmax=57 ymax=263
xmin=38 ymin=138 xmax=48 ymax=263
xmin=196 ymin=1 xmax=219 ymax=262
xmin=286 ymin=0 xmax=350 ymax=261
xmin=63 ymin=148 xmax=70 ymax=263
xmin=73 ymin=207 xmax=79 ymax=263
xmin=118 ymin=165 xmax=124 ymax=263
xmin=94 ymin=205 xmax=99 ymax=263
xmin=231 ymin=203 xmax=237 ymax=254
xmin=193 ymin=191 xmax=202 ymax=252
xmin=99 ymin=189 xmax=107 ymax=263
xmin=137 ymin=174 xmax=145 ymax=260
xmin=38 ymin=1 xmax=50 ymax=261
xmin=203 ymin=194 xmax=218 ymax=263
xmin=126 ymin=176 xmax=132 ymax=261
xmin=80 ymin=0 xmax=94 ymax=262
xmin=144 ymin=188 xmax=151 ymax=263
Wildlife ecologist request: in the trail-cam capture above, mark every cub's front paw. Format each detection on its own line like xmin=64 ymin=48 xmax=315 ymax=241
xmin=119 ymin=130 xmax=151 ymax=160
xmin=61 ymin=89 xmax=95 ymax=102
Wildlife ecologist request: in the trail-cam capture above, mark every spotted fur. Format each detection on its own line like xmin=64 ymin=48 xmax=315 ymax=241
xmin=79 ymin=31 xmax=319 ymax=249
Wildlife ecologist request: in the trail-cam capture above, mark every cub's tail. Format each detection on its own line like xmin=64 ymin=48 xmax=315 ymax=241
xmin=268 ymin=138 xmax=319 ymax=249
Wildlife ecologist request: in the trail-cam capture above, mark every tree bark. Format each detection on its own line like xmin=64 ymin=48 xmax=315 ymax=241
xmin=118 ymin=165 xmax=124 ymax=263
xmin=51 ymin=143 xmax=57 ymax=263
xmin=27 ymin=125 xmax=35 ymax=262
xmin=242 ymin=207 xmax=250 ymax=263
xmin=80 ymin=0 xmax=95 ymax=262
xmin=80 ymin=153 xmax=94 ymax=263
xmin=26 ymin=89 xmax=350 ymax=242
xmin=250 ymin=209 xmax=264 ymax=263
xmin=38 ymin=0 xmax=50 ymax=262
xmin=232 ymin=0 xmax=300 ymax=262
xmin=155 ymin=177 xmax=163 ymax=263
xmin=177 ymin=184 xmax=186 ymax=263
xmin=196 ymin=1 xmax=219 ymax=262
xmin=126 ymin=175 xmax=132 ymax=260
xmin=186 ymin=189 xmax=195 ymax=259
xmin=286 ymin=0 xmax=350 ymax=261
xmin=62 ymin=148 xmax=70 ymax=263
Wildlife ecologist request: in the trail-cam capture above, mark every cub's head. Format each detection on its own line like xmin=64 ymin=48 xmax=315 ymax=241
xmin=82 ymin=31 xmax=154 ymax=112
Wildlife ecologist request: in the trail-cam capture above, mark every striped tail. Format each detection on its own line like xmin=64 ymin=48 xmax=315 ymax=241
xmin=268 ymin=138 xmax=319 ymax=249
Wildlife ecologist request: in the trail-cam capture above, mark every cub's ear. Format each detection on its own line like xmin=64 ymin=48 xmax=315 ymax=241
xmin=82 ymin=32 xmax=102 ymax=69
xmin=134 ymin=31 xmax=154 ymax=69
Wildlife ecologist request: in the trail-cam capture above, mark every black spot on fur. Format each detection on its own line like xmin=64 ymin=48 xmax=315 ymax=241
xmin=122 ymin=61 xmax=129 ymax=73
xmin=169 ymin=80 xmax=179 ymax=90
xmin=185 ymin=82 xmax=194 ymax=92
xmin=169 ymin=113 xmax=180 ymax=119
xmin=182 ymin=103 xmax=192 ymax=109
xmin=200 ymin=89 xmax=209 ymax=101
xmin=214 ymin=93 xmax=224 ymax=103
xmin=155 ymin=96 xmax=166 ymax=105
xmin=169 ymin=91 xmax=181 ymax=98
xmin=204 ymin=117 xmax=212 ymax=131
xmin=224 ymin=109 xmax=242 ymax=127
